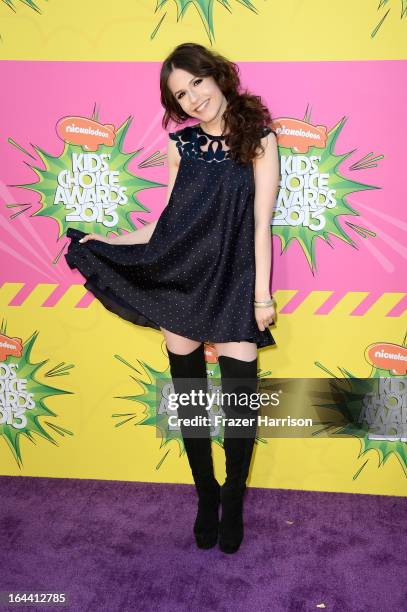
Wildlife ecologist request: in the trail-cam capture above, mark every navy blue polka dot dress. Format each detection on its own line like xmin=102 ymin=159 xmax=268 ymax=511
xmin=65 ymin=123 xmax=276 ymax=349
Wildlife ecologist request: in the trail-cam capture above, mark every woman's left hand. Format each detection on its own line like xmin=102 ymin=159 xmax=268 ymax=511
xmin=255 ymin=303 xmax=277 ymax=332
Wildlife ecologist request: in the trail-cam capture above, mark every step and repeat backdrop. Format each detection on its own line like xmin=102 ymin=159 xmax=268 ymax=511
xmin=0 ymin=0 xmax=406 ymax=494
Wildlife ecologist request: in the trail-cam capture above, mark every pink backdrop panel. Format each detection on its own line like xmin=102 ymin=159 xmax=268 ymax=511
xmin=0 ymin=60 xmax=405 ymax=294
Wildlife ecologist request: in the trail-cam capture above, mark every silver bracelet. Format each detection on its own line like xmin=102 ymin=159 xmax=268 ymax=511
xmin=254 ymin=297 xmax=275 ymax=308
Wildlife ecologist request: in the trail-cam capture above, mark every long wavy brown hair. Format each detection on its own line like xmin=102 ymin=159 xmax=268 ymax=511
xmin=160 ymin=43 xmax=275 ymax=165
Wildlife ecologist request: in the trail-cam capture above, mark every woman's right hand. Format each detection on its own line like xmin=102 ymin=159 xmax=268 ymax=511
xmin=79 ymin=233 xmax=112 ymax=244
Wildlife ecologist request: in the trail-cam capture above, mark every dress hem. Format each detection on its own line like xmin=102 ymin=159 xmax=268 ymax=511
xmin=65 ymin=227 xmax=277 ymax=350
xmin=81 ymin=279 xmax=276 ymax=350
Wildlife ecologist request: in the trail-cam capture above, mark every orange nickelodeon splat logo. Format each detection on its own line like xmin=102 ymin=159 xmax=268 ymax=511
xmin=0 ymin=334 xmax=23 ymax=362
xmin=365 ymin=342 xmax=407 ymax=376
xmin=271 ymin=118 xmax=327 ymax=154
xmin=56 ymin=116 xmax=116 ymax=151
xmin=204 ymin=342 xmax=218 ymax=363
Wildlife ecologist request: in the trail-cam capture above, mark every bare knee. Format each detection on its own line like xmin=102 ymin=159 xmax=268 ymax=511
xmin=212 ymin=341 xmax=257 ymax=361
xmin=161 ymin=327 xmax=202 ymax=355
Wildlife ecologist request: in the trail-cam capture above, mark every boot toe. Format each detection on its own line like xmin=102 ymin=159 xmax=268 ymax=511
xmin=194 ymin=527 xmax=219 ymax=549
xmin=219 ymin=540 xmax=242 ymax=554
xmin=218 ymin=522 xmax=244 ymax=553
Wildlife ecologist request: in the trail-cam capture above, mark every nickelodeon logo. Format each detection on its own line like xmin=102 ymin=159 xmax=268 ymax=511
xmin=0 ymin=334 xmax=23 ymax=362
xmin=365 ymin=342 xmax=407 ymax=375
xmin=271 ymin=117 xmax=327 ymax=154
xmin=56 ymin=116 xmax=116 ymax=151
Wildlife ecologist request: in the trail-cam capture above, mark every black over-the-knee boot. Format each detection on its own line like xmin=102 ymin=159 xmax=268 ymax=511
xmin=217 ymin=354 xmax=258 ymax=554
xmin=167 ymin=343 xmax=220 ymax=549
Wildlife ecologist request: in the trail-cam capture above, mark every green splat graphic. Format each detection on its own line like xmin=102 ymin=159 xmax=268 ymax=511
xmin=13 ymin=115 xmax=165 ymax=239
xmin=372 ymin=0 xmax=407 ymax=37
xmin=314 ymin=336 xmax=407 ymax=477
xmin=0 ymin=0 xmax=44 ymax=41
xmin=274 ymin=116 xmax=380 ymax=272
xmin=113 ymin=354 xmax=273 ymax=463
xmin=152 ymin=0 xmax=257 ymax=42
xmin=113 ymin=355 xmax=225 ymax=457
xmin=0 ymin=327 xmax=74 ymax=467
xmin=0 ymin=0 xmax=42 ymax=13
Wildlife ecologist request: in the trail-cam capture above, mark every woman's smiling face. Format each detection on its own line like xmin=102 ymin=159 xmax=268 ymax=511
xmin=167 ymin=68 xmax=225 ymax=122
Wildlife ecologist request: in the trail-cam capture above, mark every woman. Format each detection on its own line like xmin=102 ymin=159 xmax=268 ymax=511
xmin=65 ymin=42 xmax=280 ymax=554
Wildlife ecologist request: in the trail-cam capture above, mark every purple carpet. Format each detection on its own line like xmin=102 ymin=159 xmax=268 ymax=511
xmin=0 ymin=476 xmax=406 ymax=611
